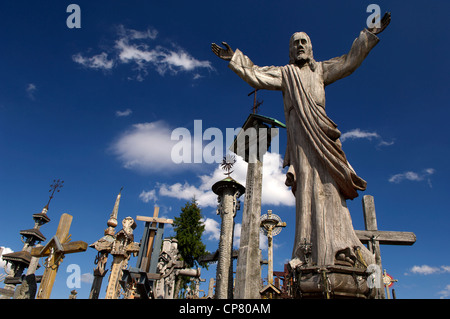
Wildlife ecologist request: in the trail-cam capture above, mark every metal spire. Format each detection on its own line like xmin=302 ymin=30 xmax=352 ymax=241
xmin=105 ymin=187 xmax=123 ymax=236
xmin=43 ymin=179 xmax=64 ymax=213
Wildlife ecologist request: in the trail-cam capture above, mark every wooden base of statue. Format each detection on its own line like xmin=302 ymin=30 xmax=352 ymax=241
xmin=289 ymin=265 xmax=375 ymax=299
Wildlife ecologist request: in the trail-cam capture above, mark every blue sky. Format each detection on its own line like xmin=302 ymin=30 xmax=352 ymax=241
xmin=1 ymin=0 xmax=450 ymax=299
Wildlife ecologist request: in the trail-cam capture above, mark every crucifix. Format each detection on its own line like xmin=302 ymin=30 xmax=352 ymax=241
xmin=382 ymin=269 xmax=397 ymax=299
xmin=30 ymin=213 xmax=88 ymax=299
xmin=104 ymin=216 xmax=139 ymax=299
xmin=119 ymin=208 xmax=173 ymax=299
xmin=88 ymin=188 xmax=123 ymax=299
xmin=260 ymin=210 xmax=286 ymax=286
xmin=248 ymin=89 xmax=263 ymax=114
xmin=135 ymin=207 xmax=174 ymax=274
xmin=355 ymin=195 xmax=416 ymax=298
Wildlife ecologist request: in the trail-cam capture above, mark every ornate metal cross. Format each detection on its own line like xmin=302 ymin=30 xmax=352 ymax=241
xmin=220 ymin=154 xmax=236 ymax=177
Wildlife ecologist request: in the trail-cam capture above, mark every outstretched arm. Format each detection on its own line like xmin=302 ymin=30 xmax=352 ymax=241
xmin=211 ymin=42 xmax=282 ymax=91
xmin=322 ymin=12 xmax=391 ymax=86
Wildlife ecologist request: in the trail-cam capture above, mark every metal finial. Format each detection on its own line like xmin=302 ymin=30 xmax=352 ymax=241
xmin=221 ymin=154 xmax=236 ymax=177
xmin=107 ymin=187 xmax=123 ymax=229
xmin=45 ymin=179 xmax=64 ymax=209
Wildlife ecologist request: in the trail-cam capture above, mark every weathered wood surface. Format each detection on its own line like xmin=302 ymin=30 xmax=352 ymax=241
xmin=356 ymin=230 xmax=416 ymax=246
xmin=136 ymin=215 xmax=174 ymax=224
xmin=33 ymin=213 xmax=87 ymax=299
xmin=31 ymin=241 xmax=88 ymax=257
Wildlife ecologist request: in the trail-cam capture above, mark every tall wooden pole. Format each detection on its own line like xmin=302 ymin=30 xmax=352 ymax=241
xmin=144 ymin=206 xmax=160 ymax=272
xmin=267 ymin=231 xmax=273 ymax=285
xmin=105 ymin=255 xmax=125 ymax=299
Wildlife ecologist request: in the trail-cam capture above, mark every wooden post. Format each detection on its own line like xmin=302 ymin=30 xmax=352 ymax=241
xmin=31 ymin=213 xmax=88 ymax=299
xmin=362 ymin=195 xmax=384 ymax=299
xmin=144 ymin=207 xmax=159 ymax=272
xmin=105 ymin=255 xmax=126 ymax=299
xmin=104 ymin=217 xmax=140 ymax=299
xmin=259 ymin=210 xmax=285 ymax=299
xmin=89 ymin=189 xmax=122 ymax=299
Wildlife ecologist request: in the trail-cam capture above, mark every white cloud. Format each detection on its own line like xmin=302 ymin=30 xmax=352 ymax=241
xmin=139 ymin=190 xmax=157 ymax=203
xmin=438 ymin=284 xmax=450 ymax=299
xmin=151 ymin=152 xmax=295 ymax=208
xmin=340 ymin=128 xmax=394 ymax=147
xmin=26 ymin=83 xmax=37 ymax=100
xmin=233 ymin=223 xmax=242 ymax=248
xmin=72 ymin=52 xmax=114 ymax=70
xmin=410 ymin=265 xmax=441 ymax=275
xmin=159 ymin=182 xmax=217 ymax=208
xmin=117 ymin=25 xmax=158 ymax=40
xmin=408 ymin=265 xmax=450 ymax=275
xmin=378 ymin=140 xmax=395 ymax=147
xmin=341 ymin=129 xmax=379 ymax=142
xmin=232 ymin=223 xmax=267 ymax=251
xmin=389 ymin=168 xmax=435 ymax=186
xmin=260 ymin=233 xmax=268 ymax=251
xmin=81 ymin=272 xmax=94 ymax=284
xmin=110 ymin=120 xmax=187 ymax=172
xmin=260 ymin=152 xmax=295 ymax=206
xmin=73 ymin=25 xmax=212 ymax=80
xmin=0 ymin=246 xmax=13 ymax=273
xmin=202 ymin=218 xmax=220 ymax=241
xmin=441 ymin=266 xmax=450 ymax=273
xmin=161 ymin=48 xmax=212 ymax=72
xmin=115 ymin=109 xmax=132 ymax=117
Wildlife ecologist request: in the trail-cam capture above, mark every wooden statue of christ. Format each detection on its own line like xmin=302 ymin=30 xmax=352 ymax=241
xmin=212 ymin=13 xmax=391 ymax=268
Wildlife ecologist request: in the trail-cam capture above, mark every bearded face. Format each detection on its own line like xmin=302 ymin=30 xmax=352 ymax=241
xmin=289 ymin=32 xmax=314 ymax=65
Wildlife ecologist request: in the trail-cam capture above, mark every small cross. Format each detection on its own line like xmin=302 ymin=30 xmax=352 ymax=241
xmin=248 ymin=89 xmax=263 ymax=114
xmin=383 ymin=269 xmax=398 ymax=299
xmin=45 ymin=179 xmax=64 ymax=209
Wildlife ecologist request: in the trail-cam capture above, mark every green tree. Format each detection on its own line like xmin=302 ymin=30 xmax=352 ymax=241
xmin=173 ymin=198 xmax=209 ymax=297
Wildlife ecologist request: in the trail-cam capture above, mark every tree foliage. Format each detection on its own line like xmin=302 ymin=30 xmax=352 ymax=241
xmin=172 ymin=198 xmax=209 ymax=297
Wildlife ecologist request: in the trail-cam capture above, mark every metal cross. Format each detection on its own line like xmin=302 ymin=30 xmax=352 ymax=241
xmin=220 ymin=154 xmax=236 ymax=177
xmin=248 ymin=89 xmax=263 ymax=114
xmin=46 ymin=179 xmax=64 ymax=209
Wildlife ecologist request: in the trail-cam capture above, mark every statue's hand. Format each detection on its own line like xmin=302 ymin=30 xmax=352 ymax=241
xmin=211 ymin=42 xmax=234 ymax=61
xmin=367 ymin=12 xmax=391 ymax=35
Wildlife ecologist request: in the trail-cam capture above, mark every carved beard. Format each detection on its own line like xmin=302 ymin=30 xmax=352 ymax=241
xmin=289 ymin=32 xmax=316 ymax=71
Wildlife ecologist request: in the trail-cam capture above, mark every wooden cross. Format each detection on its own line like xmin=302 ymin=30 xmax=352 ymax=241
xmin=260 ymin=210 xmax=286 ymax=286
xmin=248 ymin=89 xmax=263 ymax=114
xmin=136 ymin=207 xmax=173 ymax=274
xmin=117 ymin=209 xmax=173 ymax=299
xmin=382 ymin=269 xmax=398 ymax=299
xmin=31 ymin=213 xmax=87 ymax=299
xmin=355 ymin=195 xmax=416 ymax=299
xmin=104 ymin=217 xmax=139 ymax=299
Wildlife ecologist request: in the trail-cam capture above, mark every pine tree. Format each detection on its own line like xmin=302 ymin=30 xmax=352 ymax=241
xmin=173 ymin=198 xmax=209 ymax=297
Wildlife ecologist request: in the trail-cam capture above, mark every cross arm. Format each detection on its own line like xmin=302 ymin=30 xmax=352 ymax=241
xmin=355 ymin=230 xmax=416 ymax=246
xmin=31 ymin=241 xmax=88 ymax=257
xmin=136 ymin=215 xmax=174 ymax=224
